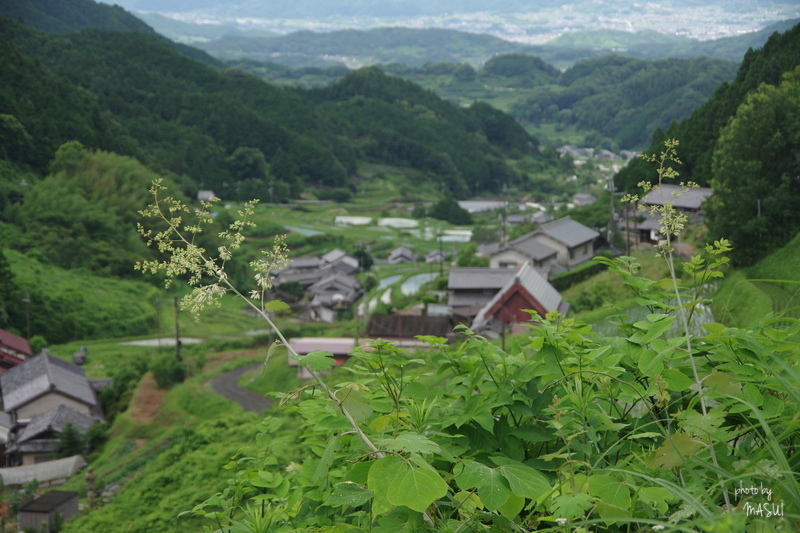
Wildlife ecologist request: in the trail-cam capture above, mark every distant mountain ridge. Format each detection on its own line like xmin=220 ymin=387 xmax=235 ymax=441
xmin=193 ymin=19 xmax=800 ymax=71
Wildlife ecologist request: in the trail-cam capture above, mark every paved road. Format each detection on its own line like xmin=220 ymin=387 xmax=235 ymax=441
xmin=209 ymin=363 xmax=272 ymax=413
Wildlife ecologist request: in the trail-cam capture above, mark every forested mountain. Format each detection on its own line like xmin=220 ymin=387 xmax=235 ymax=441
xmin=0 ymin=0 xmax=156 ymax=34
xmin=614 ymin=22 xmax=800 ymax=265
xmin=0 ymin=16 xmax=539 ymax=198
xmin=511 ymin=55 xmax=738 ymax=149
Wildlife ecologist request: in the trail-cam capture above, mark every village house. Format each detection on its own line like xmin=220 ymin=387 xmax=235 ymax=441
xmin=489 ymin=216 xmax=599 ymax=273
xmin=388 ymin=246 xmax=416 ymax=264
xmin=528 ymin=216 xmax=600 ymax=270
xmin=5 ymin=404 xmax=100 ymax=466
xmin=425 ymin=249 xmax=447 ymax=264
xmin=447 ymin=268 xmax=519 ymax=322
xmin=489 ymin=232 xmax=559 ymax=272
xmin=0 ymin=329 xmax=30 ymax=375
xmin=308 ymin=273 xmax=362 ymax=323
xmin=471 ymin=264 xmax=569 ymax=338
xmin=1 ymin=352 xmax=100 ymax=425
xmin=641 ymin=184 xmax=713 ymax=222
xmin=572 ymin=193 xmax=597 ymax=208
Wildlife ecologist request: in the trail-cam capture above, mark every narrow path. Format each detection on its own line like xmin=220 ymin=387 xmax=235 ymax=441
xmin=209 ymin=363 xmax=272 ymax=413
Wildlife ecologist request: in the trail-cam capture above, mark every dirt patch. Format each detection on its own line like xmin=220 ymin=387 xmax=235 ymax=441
xmin=128 ymin=372 xmax=168 ymax=424
xmin=202 ymin=348 xmax=264 ymax=374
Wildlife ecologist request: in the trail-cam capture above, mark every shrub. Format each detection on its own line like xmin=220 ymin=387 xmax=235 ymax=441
xmin=149 ymin=354 xmax=187 ymax=389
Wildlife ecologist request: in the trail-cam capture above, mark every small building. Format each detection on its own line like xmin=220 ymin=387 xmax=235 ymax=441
xmin=531 ymin=216 xmax=600 ymax=270
xmin=388 ymin=246 xmax=416 ymax=264
xmin=197 ymin=190 xmax=216 ymax=202
xmin=489 ymin=233 xmax=558 ymax=271
xmin=5 ymin=404 xmax=101 ymax=466
xmin=1 ymin=352 xmax=100 ymax=425
xmin=642 ymin=184 xmax=713 ymax=221
xmin=287 ymin=337 xmax=357 ymax=379
xmin=572 ymin=193 xmax=597 ymax=208
xmin=471 ymin=264 xmax=569 ymax=338
xmin=425 ymin=249 xmax=447 ymax=264
xmin=308 ymin=274 xmax=361 ymax=323
xmin=0 ymin=329 xmax=30 ymax=375
xmin=448 ymin=268 xmax=519 ymax=322
xmin=18 ymin=490 xmax=79 ymax=533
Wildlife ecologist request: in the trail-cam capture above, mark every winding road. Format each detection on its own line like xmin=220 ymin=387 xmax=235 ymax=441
xmin=208 ymin=363 xmax=272 ymax=413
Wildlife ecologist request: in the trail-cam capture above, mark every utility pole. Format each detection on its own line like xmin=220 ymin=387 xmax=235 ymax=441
xmin=608 ymin=175 xmax=616 ymax=247
xmin=173 ymin=296 xmax=182 ymax=362
xmin=22 ymin=290 xmax=31 ymax=341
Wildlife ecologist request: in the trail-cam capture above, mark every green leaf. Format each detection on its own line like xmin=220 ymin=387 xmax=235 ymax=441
xmin=638 ymin=314 xmax=674 ymax=344
xmin=299 ymin=349 xmax=336 ymax=372
xmin=264 ymin=299 xmax=290 ymax=313
xmin=742 ymin=383 xmax=763 ymax=407
xmin=368 ymin=456 xmax=406 ymax=515
xmin=496 ymin=492 xmax=525 ymax=520
xmin=498 ymin=464 xmax=551 ymax=500
xmin=678 ymin=408 xmax=725 ymax=437
xmin=587 ymin=475 xmax=630 ymax=509
xmin=312 ymin=436 xmax=340 ymax=484
xmin=653 ymin=433 xmax=703 ymax=469
xmin=377 ymin=432 xmax=440 ymax=455
xmin=386 ymin=466 xmax=448 ymax=513
xmin=326 ymin=482 xmax=373 ymax=508
xmin=704 ymin=371 xmax=741 ymax=396
xmin=551 ymin=492 xmax=593 ymax=520
xmin=638 ymin=486 xmax=673 ymax=514
xmin=594 ymin=502 xmax=632 ymax=524
xmin=249 ymin=470 xmax=283 ymax=489
xmin=661 ymin=368 xmax=695 ymax=391
xmin=457 ymin=461 xmax=511 ymax=511
xmin=336 ymin=386 xmax=373 ymax=423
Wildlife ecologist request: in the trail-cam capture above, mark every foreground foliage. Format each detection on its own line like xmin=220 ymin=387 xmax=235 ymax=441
xmin=134 ymin=143 xmax=799 ymax=532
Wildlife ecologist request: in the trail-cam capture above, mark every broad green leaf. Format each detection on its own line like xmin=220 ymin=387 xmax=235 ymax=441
xmin=742 ymin=383 xmax=763 ymax=407
xmin=498 ymin=464 xmax=551 ymax=500
xmin=312 ymin=436 xmax=340 ymax=484
xmin=249 ymin=470 xmax=283 ymax=488
xmin=661 ymin=368 xmax=695 ymax=391
xmin=678 ymin=408 xmax=725 ymax=437
xmin=457 ymin=461 xmax=512 ymax=511
xmin=299 ymin=350 xmax=336 ymax=372
xmin=497 ymin=492 xmax=525 ymax=520
xmin=368 ymin=456 xmax=406 ymax=515
xmin=653 ymin=433 xmax=703 ymax=469
xmin=587 ymin=475 xmax=630 ymax=509
xmin=335 ymin=386 xmax=373 ymax=423
xmin=264 ymin=299 xmax=290 ymax=313
xmin=638 ymin=486 xmax=673 ymax=514
xmin=638 ymin=314 xmax=674 ymax=344
xmin=595 ymin=502 xmax=632 ymax=524
xmin=344 ymin=460 xmax=374 ymax=485
xmin=386 ymin=466 xmax=448 ymax=513
xmin=326 ymin=482 xmax=373 ymax=508
xmin=551 ymin=492 xmax=593 ymax=520
xmin=402 ymin=381 xmax=428 ymax=400
xmin=704 ymin=371 xmax=741 ymax=396
xmin=376 ymin=432 xmax=440 ymax=455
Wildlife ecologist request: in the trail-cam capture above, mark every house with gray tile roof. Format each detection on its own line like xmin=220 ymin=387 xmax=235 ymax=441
xmin=531 ymin=216 xmax=600 ymax=270
xmin=448 ymin=268 xmax=519 ymax=321
xmin=5 ymin=404 xmax=100 ymax=465
xmin=642 ymin=184 xmax=713 ymax=222
xmin=472 ymin=264 xmax=569 ymax=338
xmin=1 ymin=352 xmax=99 ymax=424
xmin=489 ymin=232 xmax=559 ymax=271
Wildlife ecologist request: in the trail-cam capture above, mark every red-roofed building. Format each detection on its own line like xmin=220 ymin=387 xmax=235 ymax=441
xmin=0 ymin=329 xmax=30 ymax=375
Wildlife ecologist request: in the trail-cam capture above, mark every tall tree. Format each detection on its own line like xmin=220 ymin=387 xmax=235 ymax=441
xmin=705 ymin=65 xmax=800 ymax=265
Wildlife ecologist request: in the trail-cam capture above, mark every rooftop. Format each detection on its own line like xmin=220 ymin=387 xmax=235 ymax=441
xmin=642 ymin=184 xmax=713 ymax=210
xmin=1 ymin=352 xmax=97 ymax=413
xmin=538 ymin=216 xmax=600 ymax=247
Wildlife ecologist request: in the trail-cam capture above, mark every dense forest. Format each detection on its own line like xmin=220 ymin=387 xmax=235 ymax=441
xmin=615 ymin=22 xmax=800 ymax=264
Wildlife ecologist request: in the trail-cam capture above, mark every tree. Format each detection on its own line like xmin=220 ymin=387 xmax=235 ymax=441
xmin=705 ymin=65 xmax=800 ymax=265
xmin=429 ymin=197 xmax=472 ymax=225
xmin=55 ymin=422 xmax=86 ymax=458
